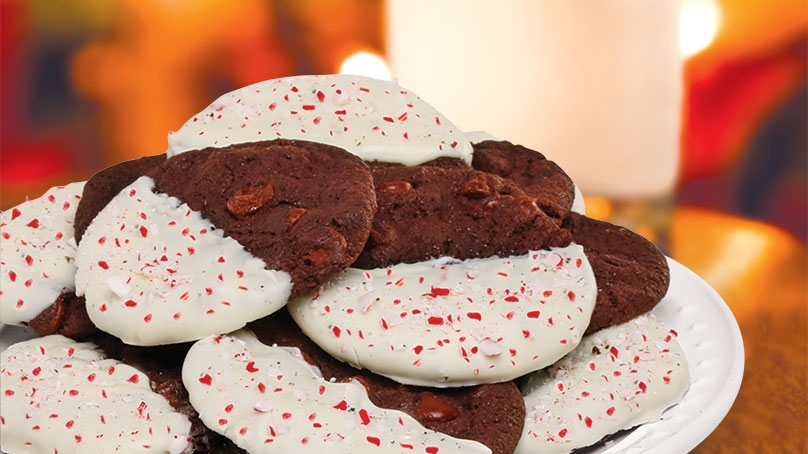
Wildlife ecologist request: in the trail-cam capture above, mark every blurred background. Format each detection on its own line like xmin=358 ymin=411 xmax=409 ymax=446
xmin=0 ymin=0 xmax=806 ymax=451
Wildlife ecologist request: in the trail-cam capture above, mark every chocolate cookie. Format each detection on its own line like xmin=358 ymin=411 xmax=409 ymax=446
xmin=353 ymin=164 xmax=571 ymax=269
xmin=561 ymin=212 xmax=670 ymax=333
xmin=0 ymin=181 xmax=99 ymax=340
xmin=147 ymin=139 xmax=377 ymax=297
xmin=93 ymin=336 xmax=245 ymax=453
xmin=26 ymin=292 xmax=95 ymax=339
xmin=74 ymin=153 xmax=167 ymax=243
xmin=250 ymin=310 xmax=525 ymax=454
xmin=471 ymin=140 xmax=575 ymax=222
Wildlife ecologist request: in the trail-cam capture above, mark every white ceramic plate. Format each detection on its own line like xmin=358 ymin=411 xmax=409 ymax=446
xmin=0 ymin=257 xmax=744 ymax=454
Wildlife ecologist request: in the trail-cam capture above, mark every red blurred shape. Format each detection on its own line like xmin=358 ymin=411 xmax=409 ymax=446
xmin=682 ymin=37 xmax=807 ymax=181
xmin=1 ymin=141 xmax=70 ymax=184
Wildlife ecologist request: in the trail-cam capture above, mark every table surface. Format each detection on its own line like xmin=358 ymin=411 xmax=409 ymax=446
xmin=668 ymin=206 xmax=807 ymax=453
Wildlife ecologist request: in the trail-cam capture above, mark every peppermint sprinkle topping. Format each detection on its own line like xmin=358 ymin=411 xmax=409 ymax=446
xmin=182 ymin=330 xmax=489 ymax=453
xmin=289 ymin=245 xmax=596 ymax=387
xmin=166 ymin=74 xmax=472 ymax=166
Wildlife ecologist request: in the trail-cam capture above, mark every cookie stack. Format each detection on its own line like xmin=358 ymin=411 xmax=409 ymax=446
xmin=0 ymin=75 xmax=688 ymax=454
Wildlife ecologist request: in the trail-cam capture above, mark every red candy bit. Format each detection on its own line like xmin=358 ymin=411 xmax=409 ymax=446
xmin=424 ymin=286 xmax=450 ymax=298
xmin=25 ymin=219 xmax=39 ymax=228
xmin=245 ymin=361 xmax=260 ymax=373
xmin=333 ymin=400 xmax=349 ymax=411
xmin=359 ymin=408 xmax=371 ymax=425
xmin=366 ymin=436 xmax=381 ymax=447
xmin=10 ymin=208 xmax=21 ymax=220
xmin=198 ymin=374 xmax=213 ymax=386
xmin=638 ymin=381 xmax=648 ymax=393
xmin=427 ymin=316 xmax=444 ymax=326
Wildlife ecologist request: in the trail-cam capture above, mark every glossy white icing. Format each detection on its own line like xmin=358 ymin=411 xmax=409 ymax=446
xmin=0 ymin=335 xmax=192 ymax=454
xmin=182 ymin=330 xmax=491 ymax=454
xmin=289 ymin=245 xmax=596 ymax=387
xmin=166 ymin=74 xmax=473 ymax=166
xmin=74 ymin=176 xmax=292 ymax=346
xmin=515 ymin=314 xmax=689 ymax=454
xmin=0 ymin=182 xmax=85 ymax=326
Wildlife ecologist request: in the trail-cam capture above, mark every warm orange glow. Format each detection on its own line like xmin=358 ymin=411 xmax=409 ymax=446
xmin=671 ymin=206 xmax=807 ymax=312
xmin=70 ymin=0 xmax=290 ymax=166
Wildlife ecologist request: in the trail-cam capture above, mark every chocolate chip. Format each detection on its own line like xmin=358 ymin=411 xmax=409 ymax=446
xmin=226 ymin=183 xmax=274 ymax=217
xmin=460 ymin=176 xmax=491 ymax=199
xmin=414 ymin=392 xmax=460 ymax=422
xmin=377 ymin=181 xmax=413 ymax=193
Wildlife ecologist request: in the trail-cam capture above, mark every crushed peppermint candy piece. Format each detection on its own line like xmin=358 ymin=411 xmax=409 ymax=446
xmin=288 ymin=245 xmax=596 ymax=387
xmin=182 ymin=329 xmax=490 ymax=454
xmin=515 ymin=314 xmax=689 ymax=453
xmin=0 ymin=335 xmax=192 ymax=454
xmin=74 ymin=176 xmax=292 ymax=346
xmin=0 ymin=182 xmax=85 ymax=326
xmin=166 ymin=74 xmax=473 ymax=166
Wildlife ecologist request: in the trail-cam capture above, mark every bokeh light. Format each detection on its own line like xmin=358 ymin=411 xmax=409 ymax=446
xmin=680 ymin=0 xmax=722 ymax=57
xmin=339 ymin=50 xmax=391 ymax=79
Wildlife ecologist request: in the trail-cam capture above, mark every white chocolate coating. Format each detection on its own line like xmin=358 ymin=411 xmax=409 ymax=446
xmin=515 ymin=315 xmax=689 ymax=453
xmin=0 ymin=335 xmax=192 ymax=454
xmin=74 ymin=176 xmax=292 ymax=346
xmin=289 ymin=245 xmax=596 ymax=387
xmin=166 ymin=74 xmax=473 ymax=166
xmin=182 ymin=330 xmax=491 ymax=454
xmin=0 ymin=182 xmax=85 ymax=326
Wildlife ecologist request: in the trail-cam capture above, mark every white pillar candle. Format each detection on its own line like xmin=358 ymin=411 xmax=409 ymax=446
xmin=386 ymin=0 xmax=682 ymax=199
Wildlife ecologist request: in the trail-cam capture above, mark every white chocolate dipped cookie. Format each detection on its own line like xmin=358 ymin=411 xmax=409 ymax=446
xmin=182 ymin=329 xmax=491 ymax=454
xmin=166 ymin=74 xmax=472 ymax=166
xmin=289 ymin=245 xmax=597 ymax=387
xmin=74 ymin=176 xmax=293 ymax=346
xmin=515 ymin=314 xmax=689 ymax=453
xmin=0 ymin=182 xmax=85 ymax=326
xmin=0 ymin=335 xmax=192 ymax=453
